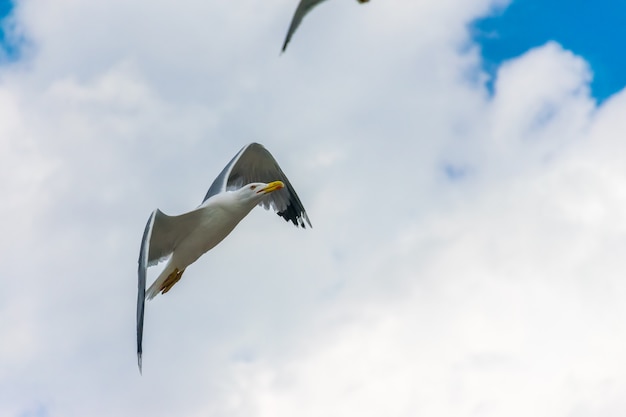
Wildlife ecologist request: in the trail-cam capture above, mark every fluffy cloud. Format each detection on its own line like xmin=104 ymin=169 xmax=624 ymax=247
xmin=1 ymin=1 xmax=625 ymax=416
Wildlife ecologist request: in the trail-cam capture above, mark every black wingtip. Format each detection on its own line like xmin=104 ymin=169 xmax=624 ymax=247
xmin=278 ymin=205 xmax=311 ymax=229
xmin=281 ymin=34 xmax=291 ymax=53
xmin=138 ymin=353 xmax=143 ymax=375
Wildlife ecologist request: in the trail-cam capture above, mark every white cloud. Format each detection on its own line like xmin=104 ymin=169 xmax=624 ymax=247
xmin=1 ymin=1 xmax=626 ymax=416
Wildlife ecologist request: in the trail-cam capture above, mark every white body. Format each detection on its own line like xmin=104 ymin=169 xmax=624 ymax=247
xmin=145 ymin=192 xmax=256 ymax=299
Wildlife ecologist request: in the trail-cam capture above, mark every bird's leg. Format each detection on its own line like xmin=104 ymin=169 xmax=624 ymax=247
xmin=160 ymin=268 xmax=185 ymax=295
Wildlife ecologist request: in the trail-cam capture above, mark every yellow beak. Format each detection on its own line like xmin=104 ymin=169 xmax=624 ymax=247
xmin=259 ymin=181 xmax=284 ymax=194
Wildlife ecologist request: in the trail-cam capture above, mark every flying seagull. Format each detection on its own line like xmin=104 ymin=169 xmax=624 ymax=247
xmin=282 ymin=0 xmax=370 ymax=52
xmin=136 ymin=143 xmax=311 ymax=373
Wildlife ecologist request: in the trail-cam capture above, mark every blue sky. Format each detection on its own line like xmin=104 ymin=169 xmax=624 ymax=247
xmin=472 ymin=0 xmax=626 ymax=102
xmin=0 ymin=0 xmax=15 ymax=59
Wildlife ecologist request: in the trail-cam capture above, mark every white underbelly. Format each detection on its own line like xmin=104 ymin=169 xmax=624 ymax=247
xmin=172 ymin=208 xmax=247 ymax=268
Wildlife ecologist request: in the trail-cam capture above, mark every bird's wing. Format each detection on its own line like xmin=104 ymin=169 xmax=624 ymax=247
xmin=202 ymin=144 xmax=250 ymax=202
xmin=136 ymin=208 xmax=210 ymax=372
xmin=202 ymin=143 xmax=312 ymax=228
xmin=282 ymin=0 xmax=328 ymax=52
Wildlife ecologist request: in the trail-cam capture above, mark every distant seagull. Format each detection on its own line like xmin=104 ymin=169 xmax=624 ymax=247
xmin=282 ymin=0 xmax=370 ymax=52
xmin=136 ymin=143 xmax=311 ymax=373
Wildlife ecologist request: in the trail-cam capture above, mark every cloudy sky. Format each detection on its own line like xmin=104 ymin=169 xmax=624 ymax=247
xmin=2 ymin=0 xmax=626 ymax=416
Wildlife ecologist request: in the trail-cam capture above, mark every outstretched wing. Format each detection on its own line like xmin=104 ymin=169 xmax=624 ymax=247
xmin=282 ymin=0 xmax=328 ymax=52
xmin=137 ymin=210 xmax=156 ymax=373
xmin=202 ymin=143 xmax=311 ymax=228
xmin=281 ymin=0 xmax=370 ymax=52
xmin=136 ymin=208 xmax=209 ymax=372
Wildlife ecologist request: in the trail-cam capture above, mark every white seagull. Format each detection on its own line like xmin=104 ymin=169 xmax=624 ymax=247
xmin=282 ymin=0 xmax=370 ymax=52
xmin=136 ymin=143 xmax=311 ymax=372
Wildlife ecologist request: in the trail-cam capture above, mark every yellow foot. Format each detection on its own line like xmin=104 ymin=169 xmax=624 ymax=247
xmin=160 ymin=268 xmax=185 ymax=295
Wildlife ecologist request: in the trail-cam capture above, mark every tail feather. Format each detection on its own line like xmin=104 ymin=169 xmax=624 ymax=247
xmin=146 ymin=265 xmax=185 ymax=299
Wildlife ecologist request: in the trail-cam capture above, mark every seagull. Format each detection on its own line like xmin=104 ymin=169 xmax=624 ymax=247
xmin=136 ymin=143 xmax=311 ymax=373
xmin=282 ymin=0 xmax=370 ymax=52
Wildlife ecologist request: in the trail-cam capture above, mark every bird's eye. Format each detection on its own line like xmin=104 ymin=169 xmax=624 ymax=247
xmin=250 ymin=185 xmax=257 ymax=190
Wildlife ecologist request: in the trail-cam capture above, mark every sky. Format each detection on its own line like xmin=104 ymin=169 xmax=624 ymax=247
xmin=1 ymin=0 xmax=626 ymax=416
xmin=472 ymin=0 xmax=626 ymax=102
xmin=0 ymin=1 xmax=11 ymax=56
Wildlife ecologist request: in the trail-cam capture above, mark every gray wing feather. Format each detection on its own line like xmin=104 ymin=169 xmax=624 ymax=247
xmin=146 ymin=210 xmax=202 ymax=265
xmin=203 ymin=144 xmax=250 ymax=202
xmin=203 ymin=143 xmax=311 ymax=228
xmin=136 ymin=207 xmax=211 ymax=373
xmin=137 ymin=209 xmax=157 ymax=373
xmin=282 ymin=0 xmax=328 ymax=52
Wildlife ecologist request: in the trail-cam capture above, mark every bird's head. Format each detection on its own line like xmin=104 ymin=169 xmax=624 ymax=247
xmin=238 ymin=181 xmax=285 ymax=203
